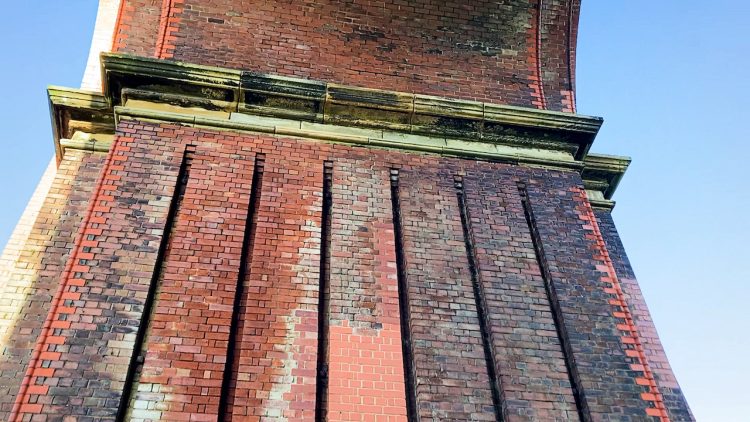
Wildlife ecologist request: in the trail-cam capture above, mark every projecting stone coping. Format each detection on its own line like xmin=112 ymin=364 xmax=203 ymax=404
xmin=47 ymin=53 xmax=629 ymax=207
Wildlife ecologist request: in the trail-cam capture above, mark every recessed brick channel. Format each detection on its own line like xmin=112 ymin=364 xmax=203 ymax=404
xmin=454 ymin=175 xmax=503 ymax=421
xmin=518 ymin=182 xmax=586 ymax=420
xmin=389 ymin=169 xmax=418 ymax=422
xmin=314 ymin=161 xmax=333 ymax=421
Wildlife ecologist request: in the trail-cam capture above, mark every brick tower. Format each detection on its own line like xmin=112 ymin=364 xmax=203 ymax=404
xmin=0 ymin=1 xmax=693 ymax=421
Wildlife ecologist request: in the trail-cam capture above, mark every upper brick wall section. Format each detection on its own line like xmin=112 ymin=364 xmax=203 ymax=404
xmin=112 ymin=0 xmax=580 ymax=112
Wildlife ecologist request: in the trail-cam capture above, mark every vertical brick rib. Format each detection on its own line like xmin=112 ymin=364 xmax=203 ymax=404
xmin=118 ymin=145 xmax=195 ymax=421
xmin=518 ymin=183 xmax=586 ymax=421
xmin=315 ymin=161 xmax=333 ymax=422
xmin=458 ymin=172 xmax=578 ymax=419
xmin=454 ymin=176 xmax=503 ymax=422
xmin=9 ymin=137 xmax=121 ymax=421
xmin=325 ymin=161 xmax=408 ymax=421
xmin=125 ymin=146 xmax=255 ymax=420
xmin=565 ymin=0 xmax=578 ymax=112
xmin=399 ymin=167 xmax=496 ymax=420
xmin=389 ymin=169 xmax=418 ymax=422
xmin=225 ymin=151 xmax=322 ymax=420
xmin=218 ymin=153 xmax=265 ymax=421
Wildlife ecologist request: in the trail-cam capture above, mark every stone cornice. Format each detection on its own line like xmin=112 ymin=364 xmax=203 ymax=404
xmin=48 ymin=86 xmax=115 ymax=162
xmin=47 ymin=53 xmax=632 ymax=200
xmin=582 ymin=153 xmax=631 ymax=210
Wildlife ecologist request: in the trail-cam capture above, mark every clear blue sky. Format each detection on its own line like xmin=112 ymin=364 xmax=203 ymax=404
xmin=0 ymin=2 xmax=747 ymax=419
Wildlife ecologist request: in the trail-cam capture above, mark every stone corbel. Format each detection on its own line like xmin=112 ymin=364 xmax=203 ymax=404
xmin=582 ymin=153 xmax=631 ymax=210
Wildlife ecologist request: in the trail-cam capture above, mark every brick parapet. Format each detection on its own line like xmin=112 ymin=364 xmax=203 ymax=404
xmin=112 ymin=0 xmax=162 ymax=58
xmin=538 ymin=0 xmax=577 ymax=113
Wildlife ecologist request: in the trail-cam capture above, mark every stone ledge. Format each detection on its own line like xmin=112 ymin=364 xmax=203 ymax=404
xmin=46 ymin=54 xmax=634 ymax=200
xmin=101 ymin=53 xmax=603 ymax=159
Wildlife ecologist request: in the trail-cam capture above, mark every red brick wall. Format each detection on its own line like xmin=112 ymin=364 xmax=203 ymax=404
xmin=9 ymin=129 xmax=189 ymax=418
xmin=397 ymin=167 xmax=498 ymax=420
xmin=127 ymin=147 xmax=256 ymax=420
xmin=224 ymin=141 xmax=324 ymax=421
xmin=462 ymin=170 xmax=579 ymax=419
xmin=113 ymin=0 xmax=578 ymax=112
xmin=0 ymin=151 xmax=103 ymax=420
